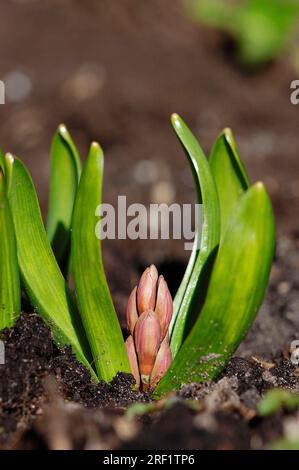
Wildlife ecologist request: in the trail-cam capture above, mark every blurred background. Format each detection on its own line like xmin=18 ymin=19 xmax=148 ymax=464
xmin=0 ymin=0 xmax=299 ymax=314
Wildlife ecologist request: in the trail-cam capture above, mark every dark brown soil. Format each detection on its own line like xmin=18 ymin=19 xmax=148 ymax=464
xmin=0 ymin=313 xmax=148 ymax=449
xmin=0 ymin=0 xmax=299 ymax=450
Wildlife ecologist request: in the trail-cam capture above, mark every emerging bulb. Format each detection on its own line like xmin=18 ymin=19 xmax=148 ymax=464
xmin=125 ymin=265 xmax=173 ymax=391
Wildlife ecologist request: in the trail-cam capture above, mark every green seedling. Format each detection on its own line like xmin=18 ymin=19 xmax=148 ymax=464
xmin=186 ymin=0 xmax=299 ymax=67
xmin=258 ymin=389 xmax=299 ymax=416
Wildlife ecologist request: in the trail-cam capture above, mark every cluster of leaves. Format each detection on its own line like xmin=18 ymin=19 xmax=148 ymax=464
xmin=186 ymin=0 xmax=299 ymax=67
xmin=0 ymin=129 xmax=130 ymax=382
xmin=0 ymin=115 xmax=275 ymax=394
xmin=154 ymin=114 xmax=275 ymax=396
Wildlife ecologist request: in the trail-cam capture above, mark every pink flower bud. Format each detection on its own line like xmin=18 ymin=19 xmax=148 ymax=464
xmin=137 ymin=265 xmax=158 ymax=313
xmin=125 ymin=335 xmax=140 ymax=389
xmin=150 ymin=335 xmax=172 ymax=389
xmin=155 ymin=275 xmax=173 ymax=339
xmin=134 ymin=310 xmax=161 ymax=388
xmin=126 ymin=286 xmax=138 ymax=335
xmin=125 ymin=265 xmax=174 ymax=391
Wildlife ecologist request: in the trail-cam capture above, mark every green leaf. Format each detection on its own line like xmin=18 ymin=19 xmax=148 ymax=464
xmin=156 ymin=182 xmax=275 ymax=396
xmin=258 ymin=389 xmax=299 ymax=417
xmin=0 ymin=151 xmax=14 ymax=196
xmin=71 ymin=142 xmax=130 ymax=382
xmin=47 ymin=125 xmax=81 ymax=275
xmin=210 ymin=128 xmax=249 ymax=239
xmin=170 ymin=114 xmax=220 ymax=357
xmin=0 ymin=166 xmax=20 ymax=329
xmin=7 ymin=154 xmax=95 ymax=378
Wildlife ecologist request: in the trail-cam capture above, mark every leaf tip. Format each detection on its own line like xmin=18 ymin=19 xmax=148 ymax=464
xmin=91 ymin=140 xmax=101 ymax=150
xmin=222 ymin=127 xmax=233 ymax=143
xmin=255 ymin=181 xmax=265 ymax=191
xmin=87 ymin=142 xmax=104 ymax=173
xmin=170 ymin=113 xmax=182 ymax=130
xmin=58 ymin=123 xmax=68 ymax=136
xmin=90 ymin=141 xmax=103 ymax=158
xmin=252 ymin=181 xmax=268 ymax=198
xmin=249 ymin=182 xmax=275 ymax=229
xmin=5 ymin=152 xmax=14 ymax=165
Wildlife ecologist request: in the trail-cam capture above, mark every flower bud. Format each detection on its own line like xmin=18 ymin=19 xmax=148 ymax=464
xmin=126 ymin=286 xmax=138 ymax=335
xmin=134 ymin=310 xmax=161 ymax=388
xmin=125 ymin=335 xmax=140 ymax=389
xmin=155 ymin=275 xmax=173 ymax=339
xmin=150 ymin=335 xmax=172 ymax=389
xmin=125 ymin=265 xmax=174 ymax=391
xmin=137 ymin=265 xmax=158 ymax=313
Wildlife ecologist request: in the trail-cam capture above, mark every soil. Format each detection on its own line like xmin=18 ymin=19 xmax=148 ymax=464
xmin=0 ymin=0 xmax=299 ymax=450
xmin=1 ymin=233 xmax=299 ymax=450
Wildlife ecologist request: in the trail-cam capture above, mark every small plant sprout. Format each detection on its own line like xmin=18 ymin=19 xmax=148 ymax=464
xmin=125 ymin=265 xmax=173 ymax=390
xmin=0 ymin=114 xmax=275 ymax=396
xmin=258 ymin=389 xmax=299 ymax=417
xmin=187 ymin=0 xmax=299 ymax=67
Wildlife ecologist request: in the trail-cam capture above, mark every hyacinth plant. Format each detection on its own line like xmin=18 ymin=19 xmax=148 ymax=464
xmin=0 ymin=114 xmax=275 ymax=395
